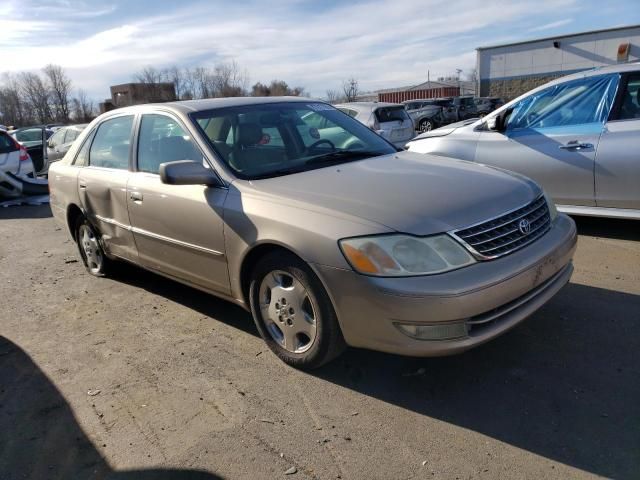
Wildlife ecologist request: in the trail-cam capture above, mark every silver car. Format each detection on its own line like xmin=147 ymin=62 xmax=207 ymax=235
xmin=407 ymin=62 xmax=640 ymax=219
xmin=47 ymin=124 xmax=88 ymax=163
xmin=49 ymin=97 xmax=576 ymax=369
xmin=336 ymin=102 xmax=415 ymax=148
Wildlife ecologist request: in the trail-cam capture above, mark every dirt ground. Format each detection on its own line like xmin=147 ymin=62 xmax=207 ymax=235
xmin=1 ymin=205 xmax=638 ymax=480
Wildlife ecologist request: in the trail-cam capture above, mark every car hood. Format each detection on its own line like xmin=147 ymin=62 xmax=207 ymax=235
xmin=411 ymin=118 xmax=480 ymax=140
xmin=239 ymin=151 xmax=541 ymax=236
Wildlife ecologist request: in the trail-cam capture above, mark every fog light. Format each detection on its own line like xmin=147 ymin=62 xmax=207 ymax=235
xmin=394 ymin=322 xmax=468 ymax=340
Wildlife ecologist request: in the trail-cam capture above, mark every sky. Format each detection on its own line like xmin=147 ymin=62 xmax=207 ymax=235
xmin=1 ymin=0 xmax=639 ymax=101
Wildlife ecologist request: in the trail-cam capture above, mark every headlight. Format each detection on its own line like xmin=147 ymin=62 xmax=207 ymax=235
xmin=543 ymin=191 xmax=558 ymax=221
xmin=339 ymin=234 xmax=476 ymax=276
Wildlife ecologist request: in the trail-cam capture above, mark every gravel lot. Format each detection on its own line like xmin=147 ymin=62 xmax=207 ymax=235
xmin=1 ymin=205 xmax=638 ymax=480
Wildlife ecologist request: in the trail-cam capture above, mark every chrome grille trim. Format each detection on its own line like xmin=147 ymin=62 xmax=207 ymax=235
xmin=449 ymin=195 xmax=551 ymax=260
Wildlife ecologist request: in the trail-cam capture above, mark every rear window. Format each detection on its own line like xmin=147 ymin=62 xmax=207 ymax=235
xmin=0 ymin=132 xmax=18 ymax=153
xmin=375 ymin=107 xmax=410 ymax=123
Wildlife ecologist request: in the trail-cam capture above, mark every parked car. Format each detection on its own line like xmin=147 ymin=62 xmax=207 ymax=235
xmin=335 ymin=102 xmax=414 ymax=148
xmin=9 ymin=126 xmax=53 ymax=175
xmin=407 ymin=62 xmax=640 ymax=220
xmin=47 ymin=124 xmax=88 ymax=163
xmin=474 ymin=97 xmax=504 ymax=117
xmin=49 ymin=97 xmax=576 ymax=369
xmin=0 ymin=129 xmax=48 ymax=198
xmin=402 ymin=99 xmax=445 ymax=132
xmin=440 ymin=96 xmax=479 ymax=123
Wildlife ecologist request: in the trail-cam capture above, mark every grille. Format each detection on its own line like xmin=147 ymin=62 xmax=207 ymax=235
xmin=452 ymin=196 xmax=551 ymax=259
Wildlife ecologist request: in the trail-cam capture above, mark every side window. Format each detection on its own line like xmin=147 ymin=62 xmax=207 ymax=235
xmin=73 ymin=129 xmax=96 ymax=166
xmin=137 ymin=114 xmax=201 ymax=174
xmin=64 ymin=129 xmax=79 ymax=143
xmin=89 ymin=115 xmax=134 ymax=169
xmin=48 ymin=129 xmax=65 ymax=147
xmin=614 ymin=74 xmax=640 ymax=121
xmin=507 ymin=74 xmax=619 ymax=130
xmin=338 ymin=108 xmax=358 ymax=118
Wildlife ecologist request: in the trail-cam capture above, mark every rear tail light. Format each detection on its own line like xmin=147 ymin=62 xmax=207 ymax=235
xmin=19 ymin=145 xmax=30 ymax=162
xmin=13 ymin=138 xmax=30 ymax=162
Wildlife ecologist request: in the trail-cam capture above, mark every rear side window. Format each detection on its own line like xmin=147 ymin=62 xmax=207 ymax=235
xmin=137 ymin=114 xmax=201 ymax=174
xmin=64 ymin=128 xmax=79 ymax=143
xmin=375 ymin=106 xmax=410 ymax=123
xmin=73 ymin=129 xmax=96 ymax=166
xmin=48 ymin=129 xmax=66 ymax=148
xmin=338 ymin=108 xmax=358 ymax=118
xmin=89 ymin=116 xmax=134 ymax=169
xmin=613 ymin=73 xmax=640 ymax=121
xmin=0 ymin=132 xmax=18 ymax=154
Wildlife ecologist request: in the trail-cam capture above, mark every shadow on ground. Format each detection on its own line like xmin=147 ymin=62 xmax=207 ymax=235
xmin=0 ymin=204 xmax=53 ymax=220
xmin=313 ymin=283 xmax=640 ymax=479
xmin=573 ymin=214 xmax=640 ymax=241
xmin=0 ymin=336 xmax=223 ymax=480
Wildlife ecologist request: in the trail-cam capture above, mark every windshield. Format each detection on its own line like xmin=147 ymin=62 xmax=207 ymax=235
xmin=191 ymin=102 xmax=396 ymax=179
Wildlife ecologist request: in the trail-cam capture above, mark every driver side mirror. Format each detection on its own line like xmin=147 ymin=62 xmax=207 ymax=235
xmin=487 ymin=107 xmax=514 ymax=133
xmin=159 ymin=160 xmax=223 ymax=187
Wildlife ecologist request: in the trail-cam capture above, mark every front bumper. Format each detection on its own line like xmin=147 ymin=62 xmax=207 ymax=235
xmin=313 ymin=214 xmax=577 ymax=356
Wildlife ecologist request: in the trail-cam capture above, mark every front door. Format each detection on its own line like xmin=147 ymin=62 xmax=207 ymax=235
xmin=595 ymin=72 xmax=640 ymax=210
xmin=127 ymin=113 xmax=230 ymax=294
xmin=475 ymin=73 xmax=619 ymax=207
xmin=77 ymin=114 xmax=137 ymax=261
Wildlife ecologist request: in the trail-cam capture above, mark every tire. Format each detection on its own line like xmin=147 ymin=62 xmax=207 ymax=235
xmin=418 ymin=118 xmax=434 ymax=133
xmin=249 ymin=251 xmax=346 ymax=369
xmin=75 ymin=216 xmax=112 ymax=277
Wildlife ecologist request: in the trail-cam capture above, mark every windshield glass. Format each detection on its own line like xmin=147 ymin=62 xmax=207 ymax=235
xmin=191 ymin=102 xmax=396 ymax=179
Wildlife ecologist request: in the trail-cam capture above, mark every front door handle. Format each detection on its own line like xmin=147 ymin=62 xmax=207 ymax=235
xmin=130 ymin=191 xmax=143 ymax=202
xmin=79 ymin=183 xmax=87 ymax=189
xmin=559 ymin=141 xmax=593 ymax=151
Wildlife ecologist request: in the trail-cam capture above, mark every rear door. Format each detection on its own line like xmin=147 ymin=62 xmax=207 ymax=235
xmin=595 ymin=72 xmax=640 ymax=209
xmin=475 ymin=74 xmax=619 ymax=207
xmin=78 ymin=114 xmax=137 ymax=261
xmin=127 ymin=112 xmax=230 ymax=294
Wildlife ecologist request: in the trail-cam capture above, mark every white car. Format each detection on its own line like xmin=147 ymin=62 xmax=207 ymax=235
xmin=0 ymin=130 xmax=40 ymax=198
xmin=336 ymin=102 xmax=415 ymax=148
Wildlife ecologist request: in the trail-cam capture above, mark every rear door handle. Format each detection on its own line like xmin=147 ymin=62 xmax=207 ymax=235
xmin=79 ymin=183 xmax=87 ymax=189
xmin=559 ymin=141 xmax=593 ymax=150
xmin=130 ymin=191 xmax=143 ymax=202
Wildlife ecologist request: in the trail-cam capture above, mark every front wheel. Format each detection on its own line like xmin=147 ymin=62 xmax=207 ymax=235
xmin=249 ymin=251 xmax=345 ymax=369
xmin=75 ymin=217 xmax=112 ymax=277
xmin=418 ymin=118 xmax=434 ymax=133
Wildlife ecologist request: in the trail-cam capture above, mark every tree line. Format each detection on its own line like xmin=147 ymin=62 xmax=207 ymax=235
xmin=133 ymin=61 xmax=306 ymax=100
xmin=0 ymin=65 xmax=94 ymax=128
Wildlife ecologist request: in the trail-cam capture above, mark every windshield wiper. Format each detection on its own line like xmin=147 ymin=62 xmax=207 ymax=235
xmin=305 ymin=150 xmax=385 ymax=165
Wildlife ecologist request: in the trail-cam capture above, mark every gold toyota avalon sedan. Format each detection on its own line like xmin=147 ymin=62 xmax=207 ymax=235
xmin=49 ymin=98 xmax=577 ymax=369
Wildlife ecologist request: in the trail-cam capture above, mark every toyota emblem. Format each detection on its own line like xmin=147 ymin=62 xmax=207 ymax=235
xmin=518 ymin=219 xmax=531 ymax=235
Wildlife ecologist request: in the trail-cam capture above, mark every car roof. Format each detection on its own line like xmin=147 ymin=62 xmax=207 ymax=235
xmin=542 ymin=61 xmax=640 ymax=87
xmin=335 ymin=102 xmax=403 ymax=111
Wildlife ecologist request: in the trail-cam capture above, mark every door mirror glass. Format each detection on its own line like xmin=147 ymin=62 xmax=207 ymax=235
xmin=159 ymin=160 xmax=222 ymax=187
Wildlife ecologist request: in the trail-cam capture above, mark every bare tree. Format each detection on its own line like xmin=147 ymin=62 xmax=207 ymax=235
xmin=342 ymin=77 xmax=360 ymax=103
xmin=0 ymin=73 xmax=29 ymax=127
xmin=325 ymin=89 xmax=343 ymax=104
xmin=251 ymin=80 xmax=305 ymax=97
xmin=20 ymin=72 xmax=52 ymax=124
xmin=213 ymin=60 xmax=248 ymax=97
xmin=43 ymin=64 xmax=72 ymax=123
xmin=71 ymin=89 xmax=95 ymax=122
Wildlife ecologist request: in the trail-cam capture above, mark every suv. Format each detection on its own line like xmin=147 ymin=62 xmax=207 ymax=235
xmin=474 ymin=97 xmax=505 ymax=117
xmin=441 ymin=96 xmax=478 ymax=123
xmin=336 ymin=102 xmax=414 ymax=148
xmin=402 ymin=99 xmax=446 ymax=132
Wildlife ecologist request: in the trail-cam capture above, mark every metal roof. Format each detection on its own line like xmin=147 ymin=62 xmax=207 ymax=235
xmin=477 ymin=24 xmax=640 ymax=51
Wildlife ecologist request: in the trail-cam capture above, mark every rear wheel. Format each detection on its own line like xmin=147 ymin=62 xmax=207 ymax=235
xmin=249 ymin=251 xmax=345 ymax=369
xmin=75 ymin=217 xmax=111 ymax=276
xmin=419 ymin=118 xmax=434 ymax=133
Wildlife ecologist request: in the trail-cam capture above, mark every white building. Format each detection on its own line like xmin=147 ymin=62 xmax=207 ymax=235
xmin=477 ymin=24 xmax=640 ymax=100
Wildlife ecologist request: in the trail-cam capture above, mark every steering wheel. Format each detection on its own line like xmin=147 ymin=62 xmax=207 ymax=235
xmin=307 ymin=139 xmax=336 ymax=154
